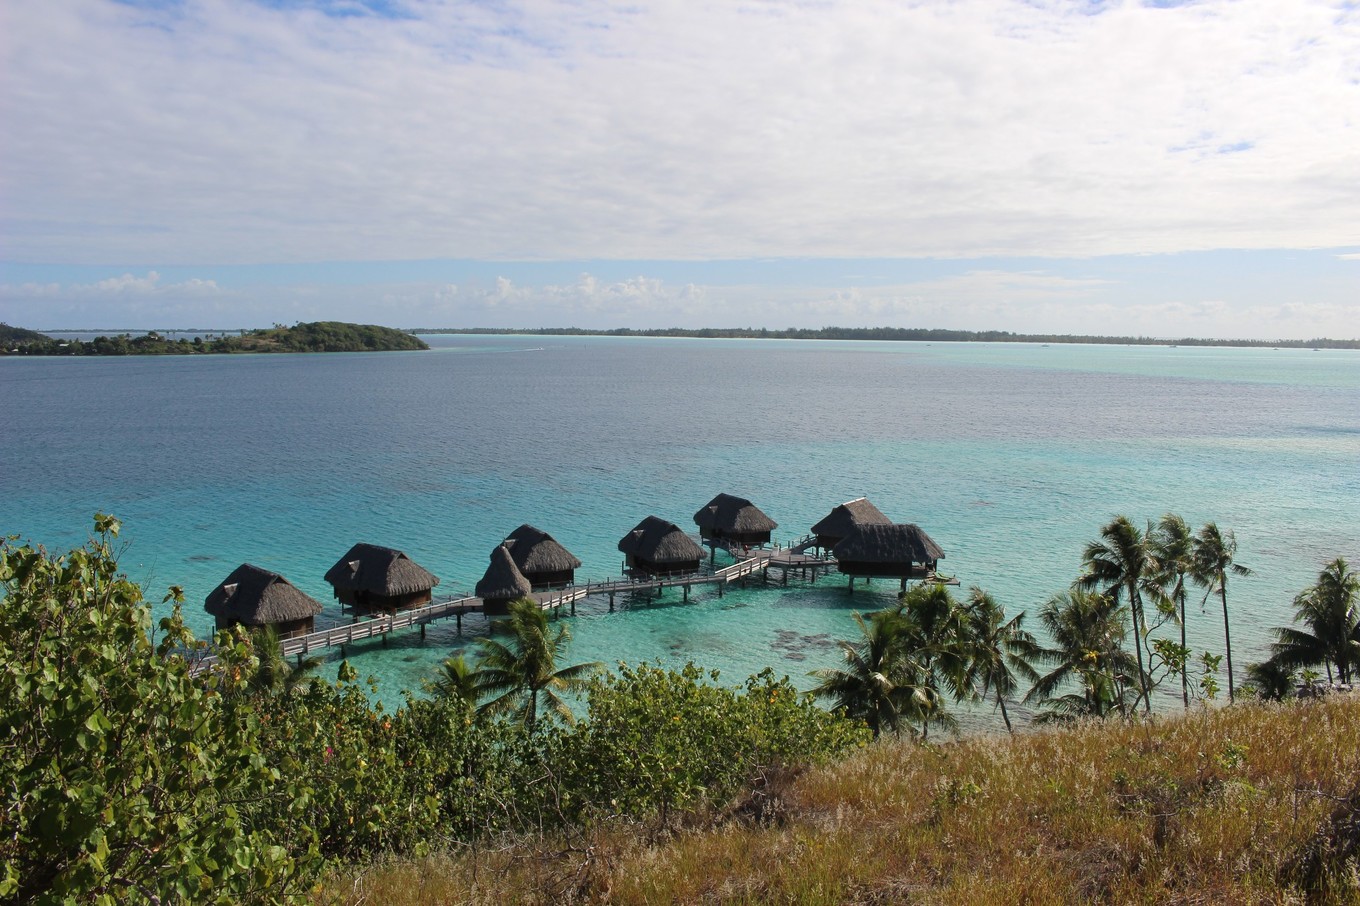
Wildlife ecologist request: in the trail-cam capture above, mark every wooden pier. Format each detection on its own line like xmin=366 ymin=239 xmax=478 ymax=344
xmin=191 ymin=533 xmax=950 ymax=673
xmin=192 ymin=539 xmax=841 ymax=673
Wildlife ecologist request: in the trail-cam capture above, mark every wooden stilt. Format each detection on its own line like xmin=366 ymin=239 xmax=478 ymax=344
xmin=609 ymin=593 xmax=615 ymax=612
xmin=420 ymin=624 xmax=426 ymax=639
xmin=848 ymin=577 xmax=854 ymax=595
xmin=684 ymin=585 xmax=690 ymax=601
xmin=456 ymin=613 xmax=462 ymax=634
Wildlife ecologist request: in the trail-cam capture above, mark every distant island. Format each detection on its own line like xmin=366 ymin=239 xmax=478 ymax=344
xmin=1 ymin=321 xmax=429 ymax=355
xmin=413 ymin=326 xmax=1360 ymax=349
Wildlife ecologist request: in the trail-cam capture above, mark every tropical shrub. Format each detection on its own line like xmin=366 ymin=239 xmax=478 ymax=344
xmin=0 ymin=516 xmax=312 ymax=904
xmin=557 ymin=662 xmax=869 ymax=821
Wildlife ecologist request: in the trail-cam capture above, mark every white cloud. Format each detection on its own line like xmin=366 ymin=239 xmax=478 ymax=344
xmin=2 ymin=0 xmax=1358 ymax=266
xmin=77 ymin=271 xmax=222 ymax=296
xmin=4 ymin=263 xmax=1356 ymax=338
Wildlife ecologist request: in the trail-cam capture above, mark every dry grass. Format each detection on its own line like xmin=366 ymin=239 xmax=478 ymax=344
xmin=315 ymin=697 xmax=1360 ymax=905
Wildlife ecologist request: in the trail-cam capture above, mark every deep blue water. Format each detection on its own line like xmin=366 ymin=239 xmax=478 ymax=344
xmin=3 ymin=336 xmax=1357 ymax=725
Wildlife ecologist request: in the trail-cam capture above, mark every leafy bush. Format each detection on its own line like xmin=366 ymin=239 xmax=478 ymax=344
xmin=0 ymin=516 xmax=312 ymax=904
xmin=556 ymin=662 xmax=870 ymax=821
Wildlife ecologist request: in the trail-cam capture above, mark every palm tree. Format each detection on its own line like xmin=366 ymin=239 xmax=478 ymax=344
xmin=247 ymin=626 xmax=322 ymax=696
xmin=1268 ymin=558 xmax=1359 ymax=685
xmin=473 ymin=597 xmax=602 ymax=731
xmin=1243 ymin=659 xmax=1295 ymax=702
xmin=811 ymin=607 xmax=938 ymax=739
xmin=896 ymin=583 xmax=978 ymax=739
xmin=1078 ymin=516 xmax=1157 ymax=713
xmin=430 ymin=652 xmax=481 ymax=714
xmin=1191 ymin=522 xmax=1252 ymax=701
xmin=1025 ymin=588 xmax=1138 ymax=721
xmin=1149 ymin=513 xmax=1195 ymax=708
xmin=962 ymin=588 xmax=1040 ymax=734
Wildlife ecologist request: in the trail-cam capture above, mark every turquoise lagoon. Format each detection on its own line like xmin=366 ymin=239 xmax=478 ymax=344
xmin=2 ymin=336 xmax=1357 ymax=726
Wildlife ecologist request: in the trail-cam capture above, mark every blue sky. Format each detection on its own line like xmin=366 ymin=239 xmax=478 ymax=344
xmin=2 ymin=0 xmax=1357 ymax=337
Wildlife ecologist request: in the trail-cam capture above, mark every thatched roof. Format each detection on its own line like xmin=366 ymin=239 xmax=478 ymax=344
xmin=205 ymin=563 xmax=323 ymax=625
xmin=323 ymin=542 xmax=440 ymax=595
xmin=476 ymin=544 xmax=533 ymax=600
xmin=812 ymin=497 xmax=891 ymax=537
xmin=693 ymin=493 xmax=778 ymax=533
xmin=831 ymin=523 xmax=945 ymax=563
xmin=618 ymin=516 xmax=705 ymax=562
xmin=504 ymin=524 xmax=581 ymax=573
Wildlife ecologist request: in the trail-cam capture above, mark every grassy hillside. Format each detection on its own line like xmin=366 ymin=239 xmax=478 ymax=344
xmin=220 ymin=321 xmax=429 ymax=352
xmin=0 ymin=322 xmax=51 ymax=345
xmin=319 ymin=696 xmax=1360 ymax=905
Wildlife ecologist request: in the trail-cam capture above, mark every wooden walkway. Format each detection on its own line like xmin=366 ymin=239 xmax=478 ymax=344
xmin=190 ymin=534 xmax=948 ymax=673
xmin=192 ymin=543 xmax=829 ymax=673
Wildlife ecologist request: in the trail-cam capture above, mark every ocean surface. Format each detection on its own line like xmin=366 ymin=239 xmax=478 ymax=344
xmin=3 ymin=336 xmax=1357 ymax=728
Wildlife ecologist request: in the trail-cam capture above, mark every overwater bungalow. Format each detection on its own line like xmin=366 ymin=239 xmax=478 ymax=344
xmin=476 ymin=544 xmax=533 ymax=616
xmin=831 ymin=523 xmax=945 ymax=591
xmin=693 ymin=493 xmax=777 ymax=557
xmin=618 ymin=515 xmax=705 ymax=577
xmin=503 ymin=524 xmax=582 ymax=588
xmin=811 ymin=497 xmax=891 ymax=553
xmin=323 ymin=542 xmax=440 ymax=616
xmin=204 ymin=563 xmax=323 ymax=639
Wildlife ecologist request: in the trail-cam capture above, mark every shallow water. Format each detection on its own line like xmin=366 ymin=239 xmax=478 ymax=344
xmin=3 ymin=336 xmax=1357 ymax=726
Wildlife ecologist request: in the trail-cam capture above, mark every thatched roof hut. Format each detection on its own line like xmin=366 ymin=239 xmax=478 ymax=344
xmin=323 ymin=543 xmax=440 ymax=614
xmin=503 ymin=524 xmax=582 ymax=589
xmin=477 ymin=544 xmax=534 ymax=615
xmin=811 ymin=497 xmax=891 ymax=551
xmin=693 ymin=493 xmax=778 ymax=548
xmin=618 ymin=516 xmax=705 ymax=577
xmin=204 ymin=563 xmax=323 ymax=638
xmin=831 ymin=523 xmax=945 ymax=581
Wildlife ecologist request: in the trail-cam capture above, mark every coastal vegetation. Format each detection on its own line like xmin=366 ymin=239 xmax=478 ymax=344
xmin=413 ymin=325 xmax=1360 ymax=349
xmin=4 ymin=516 xmax=1359 ymax=903
xmin=0 ymin=321 xmax=428 ymax=355
xmin=326 ymin=697 xmax=1360 ymax=905
xmin=0 ymin=323 xmax=49 ymax=345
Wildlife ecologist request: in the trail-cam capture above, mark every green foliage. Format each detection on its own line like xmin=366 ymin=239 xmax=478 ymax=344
xmin=1026 ymin=588 xmax=1138 ymax=721
xmin=1266 ymin=558 xmax=1360 ymax=685
xmin=0 ymin=322 xmax=428 ymax=356
xmin=0 ymin=516 xmax=312 ymax=903
xmin=961 ymin=587 xmax=1040 ymax=733
xmin=0 ymin=322 xmax=51 ymax=344
xmin=560 ymin=663 xmax=869 ymax=820
xmin=428 ymin=653 xmax=480 ymax=714
xmin=810 ymin=608 xmax=938 ymax=739
xmin=470 ymin=597 xmax=603 ymax=730
xmin=814 ymin=584 xmax=1038 ymax=739
xmin=1078 ymin=516 xmax=1160 ymax=713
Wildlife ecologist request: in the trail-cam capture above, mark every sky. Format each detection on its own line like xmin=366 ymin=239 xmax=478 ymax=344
xmin=1 ymin=0 xmax=1357 ymax=338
